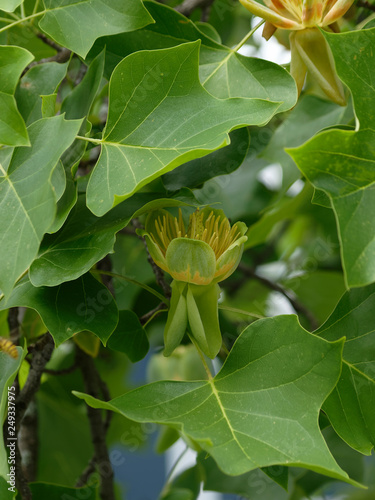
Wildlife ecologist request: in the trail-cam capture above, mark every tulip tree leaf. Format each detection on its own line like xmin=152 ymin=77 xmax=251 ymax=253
xmin=29 ymin=194 xmax=194 ymax=287
xmin=22 ymin=482 xmax=98 ymax=500
xmin=316 ymin=284 xmax=375 ymax=455
xmin=0 ymin=1 xmax=23 ymax=12
xmin=0 ymin=115 xmax=81 ymax=298
xmin=0 ymin=346 xmax=24 ymax=479
xmin=86 ymin=41 xmax=281 ymax=216
xmin=39 ymin=0 xmax=154 ymax=58
xmin=0 ymin=45 xmax=33 ymax=146
xmin=0 ymin=274 xmax=118 ymax=347
xmin=107 ymin=310 xmax=149 ymax=362
xmin=74 ymin=315 xmax=357 ymax=485
xmin=15 ymin=61 xmax=68 ymax=125
xmin=89 ymin=0 xmax=297 ymax=112
xmin=287 ymin=28 xmax=375 ymax=288
xmin=162 ymin=127 xmax=250 ymax=191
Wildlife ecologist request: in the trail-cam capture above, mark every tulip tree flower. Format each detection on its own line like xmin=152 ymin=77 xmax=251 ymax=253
xmin=138 ymin=207 xmax=248 ymax=359
xmin=239 ymin=0 xmax=355 ymax=105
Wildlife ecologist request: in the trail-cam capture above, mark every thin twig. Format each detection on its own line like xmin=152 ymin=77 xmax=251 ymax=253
xmin=132 ymin=218 xmax=172 ymax=299
xmin=36 ymin=32 xmax=63 ymax=52
xmin=22 ymin=48 xmax=71 ymax=75
xmin=238 ymin=264 xmax=319 ymax=330
xmin=140 ymin=303 xmax=168 ymax=326
xmin=75 ymin=347 xmax=115 ymax=500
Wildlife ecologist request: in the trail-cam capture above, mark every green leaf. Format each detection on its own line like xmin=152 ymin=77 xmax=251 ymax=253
xmin=0 ymin=45 xmax=33 ymax=146
xmin=41 ymin=93 xmax=57 ymax=118
xmin=61 ymin=49 xmax=105 ymax=120
xmin=316 ymin=284 xmax=375 ymax=455
xmin=15 ymin=482 xmax=98 ymax=500
xmin=87 ymin=41 xmax=281 ymax=216
xmin=0 ymin=345 xmax=24 ymax=479
xmin=107 ymin=310 xmax=149 ymax=362
xmin=197 ymin=454 xmax=289 ymax=499
xmin=89 ymin=0 xmax=296 ymax=111
xmin=0 ymin=115 xmax=81 ymax=297
xmin=162 ymin=127 xmax=250 ymax=191
xmin=287 ymin=29 xmax=375 ymax=287
xmin=0 ymin=477 xmax=15 ymax=500
xmin=15 ymin=61 xmax=68 ymax=125
xmin=74 ymin=315 xmax=356 ymax=485
xmin=39 ymin=0 xmax=154 ymax=58
xmin=0 ymin=274 xmax=118 ymax=346
xmin=262 ymin=95 xmax=352 ymax=191
xmin=0 ymin=1 xmax=22 ymax=12
xmin=29 ymin=194 xmax=194 ymax=287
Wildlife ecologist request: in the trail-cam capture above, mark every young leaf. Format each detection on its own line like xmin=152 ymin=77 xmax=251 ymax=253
xmin=316 ymin=284 xmax=375 ymax=455
xmin=0 ymin=115 xmax=81 ymax=297
xmin=0 ymin=274 xmax=118 ymax=346
xmin=39 ymin=0 xmax=154 ymax=58
xmin=0 ymin=44 xmax=33 ymax=146
xmin=74 ymin=315 xmax=357 ymax=485
xmin=87 ymin=41 xmax=281 ymax=216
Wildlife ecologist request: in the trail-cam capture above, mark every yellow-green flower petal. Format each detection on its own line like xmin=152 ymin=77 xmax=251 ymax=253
xmin=291 ymin=28 xmax=346 ymax=106
xmin=188 ymin=283 xmax=222 ymax=359
xmin=164 ymin=281 xmax=188 ymax=357
xmin=166 ymin=238 xmax=216 ymax=285
xmin=215 ymin=235 xmax=247 ymax=283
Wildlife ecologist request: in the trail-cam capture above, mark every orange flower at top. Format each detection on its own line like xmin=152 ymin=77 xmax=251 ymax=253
xmin=240 ymin=0 xmax=355 ymax=30
xmin=240 ymin=0 xmax=356 ymax=105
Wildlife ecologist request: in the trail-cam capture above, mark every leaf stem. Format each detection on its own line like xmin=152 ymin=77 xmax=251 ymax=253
xmin=142 ymin=308 xmax=168 ymax=328
xmin=218 ymin=305 xmax=264 ymax=319
xmin=90 ymin=269 xmax=168 ymax=304
xmin=188 ymin=333 xmax=213 ymax=380
xmin=161 ymin=445 xmax=189 ymax=496
xmin=76 ymin=135 xmax=102 ymax=145
xmin=20 ymin=2 xmax=25 ymax=19
xmin=0 ymin=11 xmax=44 ymax=34
xmin=233 ymin=19 xmax=265 ymax=53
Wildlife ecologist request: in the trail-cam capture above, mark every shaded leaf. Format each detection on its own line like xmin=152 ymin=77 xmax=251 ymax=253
xmin=0 ymin=44 xmax=33 ymax=146
xmin=74 ymin=315 xmax=355 ymax=484
xmin=0 ymin=115 xmax=81 ymax=297
xmin=39 ymin=0 xmax=154 ymax=58
xmin=316 ymin=284 xmax=375 ymax=455
xmin=15 ymin=482 xmax=98 ymax=500
xmin=107 ymin=310 xmax=149 ymax=363
xmin=61 ymin=49 xmax=105 ymax=120
xmin=0 ymin=274 xmax=118 ymax=346
xmin=15 ymin=61 xmax=68 ymax=125
xmin=0 ymin=345 xmax=24 ymax=478
xmin=87 ymin=41 xmax=281 ymax=215
xmin=162 ymin=127 xmax=250 ymax=191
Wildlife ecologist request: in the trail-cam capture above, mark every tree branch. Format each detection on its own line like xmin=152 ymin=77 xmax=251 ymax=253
xmin=357 ymin=0 xmax=375 ymax=12
xmin=75 ymin=347 xmax=115 ymax=500
xmin=176 ymin=0 xmax=215 ymax=17
xmin=238 ymin=264 xmax=319 ymax=331
xmin=22 ymin=48 xmax=71 ymax=75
